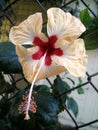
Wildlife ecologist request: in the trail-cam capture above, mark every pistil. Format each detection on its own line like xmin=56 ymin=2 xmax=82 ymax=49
xmin=24 ymin=51 xmax=47 ymax=120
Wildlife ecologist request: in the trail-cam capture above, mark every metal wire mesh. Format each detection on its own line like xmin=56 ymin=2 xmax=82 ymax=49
xmin=0 ymin=0 xmax=98 ymax=129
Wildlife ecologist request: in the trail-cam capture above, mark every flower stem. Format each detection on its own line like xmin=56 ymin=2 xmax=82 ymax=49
xmin=24 ymin=51 xmax=47 ymax=120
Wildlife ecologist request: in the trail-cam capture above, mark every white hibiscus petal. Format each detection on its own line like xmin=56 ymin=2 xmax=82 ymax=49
xmin=10 ymin=13 xmax=48 ymax=45
xmin=36 ymin=63 xmax=66 ymax=82
xmin=52 ymin=39 xmax=87 ymax=77
xmin=47 ymin=8 xmax=86 ymax=44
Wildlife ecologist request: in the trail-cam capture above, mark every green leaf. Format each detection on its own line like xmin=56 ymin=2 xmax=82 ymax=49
xmin=0 ymin=42 xmax=21 ymax=73
xmin=80 ymin=8 xmax=93 ymax=28
xmin=77 ymin=78 xmax=84 ymax=94
xmin=53 ymin=75 xmax=71 ymax=112
xmin=35 ymin=91 xmax=58 ymax=130
xmin=80 ymin=9 xmax=98 ymax=50
xmin=84 ymin=28 xmax=98 ymax=50
xmin=8 ymin=89 xmax=58 ymax=130
xmin=53 ymin=75 xmax=71 ymax=102
xmin=77 ymin=87 xmax=84 ymax=94
xmin=78 ymin=77 xmax=83 ymax=84
xmin=35 ymin=85 xmax=50 ymax=92
xmin=62 ymin=81 xmax=71 ymax=92
xmin=67 ymin=97 xmax=78 ymax=117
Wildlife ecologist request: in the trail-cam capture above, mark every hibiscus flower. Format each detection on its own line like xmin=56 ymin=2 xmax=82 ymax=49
xmin=9 ymin=8 xmax=87 ymax=120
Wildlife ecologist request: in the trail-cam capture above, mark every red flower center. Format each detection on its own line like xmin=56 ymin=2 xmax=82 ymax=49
xmin=32 ymin=35 xmax=63 ymax=66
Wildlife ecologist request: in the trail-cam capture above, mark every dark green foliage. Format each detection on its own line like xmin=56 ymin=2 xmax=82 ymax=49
xmin=80 ymin=8 xmax=93 ymax=28
xmin=0 ymin=118 xmax=13 ymax=130
xmin=53 ymin=76 xmax=79 ymax=117
xmin=53 ymin=75 xmax=71 ymax=112
xmin=0 ymin=0 xmax=11 ymax=10
xmin=35 ymin=85 xmax=50 ymax=92
xmin=83 ymin=28 xmax=98 ymax=50
xmin=80 ymin=9 xmax=98 ymax=50
xmin=0 ymin=97 xmax=11 ymax=119
xmin=0 ymin=0 xmax=7 ymax=9
xmin=0 ymin=42 xmax=21 ymax=73
xmin=67 ymin=97 xmax=78 ymax=117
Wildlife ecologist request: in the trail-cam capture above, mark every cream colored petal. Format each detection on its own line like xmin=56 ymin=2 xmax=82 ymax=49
xmin=16 ymin=45 xmax=66 ymax=83
xmin=52 ymin=39 xmax=87 ymax=77
xmin=34 ymin=63 xmax=66 ymax=83
xmin=9 ymin=13 xmax=48 ymax=45
xmin=47 ymin=8 xmax=86 ymax=44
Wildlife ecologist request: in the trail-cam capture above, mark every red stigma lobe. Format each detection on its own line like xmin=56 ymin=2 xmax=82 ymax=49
xmin=32 ymin=35 xmax=63 ymax=66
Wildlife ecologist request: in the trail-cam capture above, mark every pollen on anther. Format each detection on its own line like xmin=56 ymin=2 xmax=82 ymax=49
xmin=18 ymin=91 xmax=37 ymax=115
